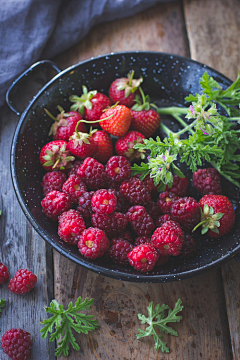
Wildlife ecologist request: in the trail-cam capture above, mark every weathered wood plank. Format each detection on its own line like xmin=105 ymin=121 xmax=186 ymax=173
xmin=52 ymin=1 xmax=233 ymax=359
xmin=183 ymin=0 xmax=240 ymax=359
xmin=0 ymin=89 xmax=55 ymax=358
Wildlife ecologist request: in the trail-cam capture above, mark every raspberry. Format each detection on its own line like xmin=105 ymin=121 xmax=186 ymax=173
xmin=170 ymin=197 xmax=201 ymax=232
xmin=58 ymin=209 xmax=85 ymax=245
xmin=157 ymin=191 xmax=179 ymax=214
xmin=180 ymin=233 xmax=197 ymax=257
xmin=107 ymin=239 xmax=134 ymax=265
xmin=166 ymin=175 xmax=189 ymax=197
xmin=78 ymin=227 xmax=110 ymax=259
xmin=41 ymin=190 xmax=71 ymax=221
xmin=155 ymin=214 xmax=173 ymax=227
xmin=62 ymin=174 xmax=87 ymax=203
xmin=0 ymin=262 xmax=9 ymax=284
xmin=128 ymin=244 xmax=159 ymax=272
xmin=120 ymin=177 xmax=151 ymax=205
xmin=105 ymin=156 xmax=131 ymax=182
xmin=134 ymin=235 xmax=151 ymax=246
xmin=41 ymin=171 xmax=67 ymax=196
xmin=8 ymin=269 xmax=37 ymax=295
xmin=111 ymin=189 xmax=130 ymax=213
xmin=192 ymin=167 xmax=222 ymax=195
xmin=2 ymin=328 xmax=32 ymax=360
xmin=151 ymin=220 xmax=184 ymax=256
xmin=91 ymin=212 xmax=128 ymax=237
xmin=126 ymin=205 xmax=155 ymax=236
xmin=67 ymin=159 xmax=83 ymax=176
xmin=77 ymin=191 xmax=95 ymax=221
xmin=77 ymin=157 xmax=110 ymax=190
xmin=134 ymin=174 xmax=158 ymax=198
xmin=91 ymin=189 xmax=117 ymax=214
xmin=145 ymin=201 xmax=162 ymax=222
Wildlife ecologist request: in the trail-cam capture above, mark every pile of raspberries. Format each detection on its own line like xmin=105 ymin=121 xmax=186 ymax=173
xmin=41 ymin=156 xmax=222 ymax=272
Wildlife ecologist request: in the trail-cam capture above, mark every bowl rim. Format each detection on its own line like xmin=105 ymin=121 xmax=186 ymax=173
xmin=10 ymin=50 xmax=240 ymax=283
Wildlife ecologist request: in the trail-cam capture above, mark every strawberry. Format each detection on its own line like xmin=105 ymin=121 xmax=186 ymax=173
xmin=196 ymin=194 xmax=235 ymax=238
xmin=40 ymin=140 xmax=75 ymax=171
xmin=69 ymin=86 xmax=111 ymax=127
xmin=68 ymin=124 xmax=97 ymax=159
xmin=115 ymin=130 xmax=146 ymax=162
xmin=45 ymin=106 xmax=86 ymax=141
xmin=130 ymin=88 xmax=160 ymax=137
xmin=109 ymin=71 xmax=143 ymax=107
xmin=92 ymin=130 xmax=113 ymax=163
xmin=99 ymin=104 xmax=131 ymax=137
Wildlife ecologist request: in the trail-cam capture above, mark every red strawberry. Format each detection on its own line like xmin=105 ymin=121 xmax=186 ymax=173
xmin=40 ymin=140 xmax=75 ymax=171
xmin=130 ymin=88 xmax=160 ymax=137
xmin=69 ymin=86 xmax=111 ymax=127
xmin=45 ymin=106 xmax=86 ymax=141
xmin=68 ymin=126 xmax=97 ymax=159
xmin=99 ymin=104 xmax=131 ymax=137
xmin=115 ymin=130 xmax=146 ymax=162
xmin=109 ymin=71 xmax=143 ymax=107
xmin=92 ymin=130 xmax=113 ymax=163
xmin=196 ymin=195 xmax=235 ymax=238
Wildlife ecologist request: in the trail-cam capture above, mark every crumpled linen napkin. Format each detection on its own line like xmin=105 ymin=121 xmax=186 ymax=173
xmin=0 ymin=0 xmax=173 ymax=108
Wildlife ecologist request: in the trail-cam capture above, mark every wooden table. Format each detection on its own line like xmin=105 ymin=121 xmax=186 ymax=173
xmin=1 ymin=0 xmax=240 ymax=359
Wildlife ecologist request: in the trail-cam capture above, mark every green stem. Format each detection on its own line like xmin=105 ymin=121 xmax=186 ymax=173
xmin=174 ymin=117 xmax=197 ymax=136
xmin=156 ymin=106 xmax=188 ymax=115
xmin=160 ymin=123 xmax=174 ymax=137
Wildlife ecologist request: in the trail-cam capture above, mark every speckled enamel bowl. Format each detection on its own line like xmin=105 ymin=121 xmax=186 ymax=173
xmin=10 ymin=51 xmax=240 ymax=282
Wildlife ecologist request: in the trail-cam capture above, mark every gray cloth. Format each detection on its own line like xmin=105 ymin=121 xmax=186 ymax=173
xmin=0 ymin=0 xmax=173 ymax=108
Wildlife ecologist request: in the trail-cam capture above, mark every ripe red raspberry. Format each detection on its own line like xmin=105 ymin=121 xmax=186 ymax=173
xmin=170 ymin=197 xmax=201 ymax=232
xmin=157 ymin=191 xmax=179 ymax=214
xmin=128 ymin=244 xmax=159 ymax=272
xmin=0 ymin=262 xmax=9 ymax=284
xmin=120 ymin=177 xmax=151 ymax=205
xmin=8 ymin=269 xmax=37 ymax=295
xmin=78 ymin=227 xmax=110 ymax=259
xmin=2 ymin=328 xmax=32 ymax=360
xmin=41 ymin=190 xmax=71 ymax=221
xmin=58 ymin=209 xmax=85 ymax=245
xmin=180 ymin=233 xmax=197 ymax=257
xmin=107 ymin=239 xmax=134 ymax=265
xmin=134 ymin=235 xmax=151 ymax=246
xmin=145 ymin=201 xmax=162 ymax=223
xmin=91 ymin=212 xmax=128 ymax=237
xmin=105 ymin=156 xmax=131 ymax=182
xmin=62 ymin=174 xmax=87 ymax=203
xmin=165 ymin=175 xmax=189 ymax=197
xmin=91 ymin=189 xmax=117 ymax=214
xmin=155 ymin=214 xmax=173 ymax=227
xmin=151 ymin=220 xmax=184 ymax=256
xmin=192 ymin=167 xmax=222 ymax=195
xmin=41 ymin=171 xmax=67 ymax=196
xmin=126 ymin=205 xmax=155 ymax=236
xmin=67 ymin=159 xmax=83 ymax=176
xmin=77 ymin=157 xmax=110 ymax=190
xmin=77 ymin=191 xmax=95 ymax=221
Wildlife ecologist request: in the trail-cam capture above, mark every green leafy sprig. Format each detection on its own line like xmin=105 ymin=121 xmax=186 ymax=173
xmin=136 ymin=299 xmax=183 ymax=353
xmin=40 ymin=297 xmax=99 ymax=357
xmin=132 ymin=71 xmax=240 ymax=188
xmin=0 ymin=298 xmax=6 ymax=318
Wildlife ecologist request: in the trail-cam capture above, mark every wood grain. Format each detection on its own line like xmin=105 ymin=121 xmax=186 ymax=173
xmin=0 ymin=90 xmax=55 ymax=360
xmin=52 ymin=1 xmax=233 ymax=359
xmin=183 ymin=0 xmax=240 ymax=359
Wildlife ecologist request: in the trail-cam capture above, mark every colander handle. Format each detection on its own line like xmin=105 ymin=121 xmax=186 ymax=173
xmin=6 ymin=60 xmax=62 ymax=116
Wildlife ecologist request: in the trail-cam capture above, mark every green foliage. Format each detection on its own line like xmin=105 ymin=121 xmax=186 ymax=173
xmin=134 ymin=70 xmax=240 ymax=188
xmin=0 ymin=299 xmax=6 ymax=318
xmin=136 ymin=299 xmax=183 ymax=353
xmin=40 ymin=297 xmax=99 ymax=357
